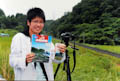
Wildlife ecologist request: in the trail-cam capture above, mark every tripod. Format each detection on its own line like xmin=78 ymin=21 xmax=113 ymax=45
xmin=54 ymin=46 xmax=71 ymax=81
xmin=54 ymin=39 xmax=78 ymax=81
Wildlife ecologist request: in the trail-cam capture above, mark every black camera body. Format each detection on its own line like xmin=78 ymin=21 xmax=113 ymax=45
xmin=61 ymin=32 xmax=75 ymax=46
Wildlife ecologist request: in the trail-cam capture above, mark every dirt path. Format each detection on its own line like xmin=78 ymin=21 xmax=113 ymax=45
xmin=76 ymin=43 xmax=120 ymax=58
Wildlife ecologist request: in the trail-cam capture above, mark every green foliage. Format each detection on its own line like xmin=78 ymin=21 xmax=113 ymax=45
xmin=15 ymin=25 xmax=24 ymax=32
xmin=0 ymin=8 xmax=5 ymax=17
xmin=46 ymin=0 xmax=120 ymax=45
xmin=0 ymin=12 xmax=26 ymax=32
xmin=0 ymin=29 xmax=18 ymax=37
xmin=0 ymin=37 xmax=14 ymax=80
xmin=1 ymin=0 xmax=120 ymax=45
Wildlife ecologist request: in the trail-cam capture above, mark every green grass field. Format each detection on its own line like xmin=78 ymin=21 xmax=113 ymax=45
xmin=52 ymin=39 xmax=120 ymax=81
xmin=0 ymin=37 xmax=14 ymax=80
xmin=1 ymin=33 xmax=120 ymax=81
xmin=0 ymin=29 xmax=18 ymax=37
xmin=85 ymin=44 xmax=120 ymax=54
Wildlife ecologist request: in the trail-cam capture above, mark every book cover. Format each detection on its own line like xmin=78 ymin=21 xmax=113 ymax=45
xmin=31 ymin=34 xmax=52 ymax=62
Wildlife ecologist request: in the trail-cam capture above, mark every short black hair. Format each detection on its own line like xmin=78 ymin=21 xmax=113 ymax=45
xmin=22 ymin=7 xmax=45 ymax=37
xmin=27 ymin=7 xmax=46 ymax=22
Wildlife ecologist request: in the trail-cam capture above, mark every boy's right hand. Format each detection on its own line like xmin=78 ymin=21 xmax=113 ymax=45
xmin=26 ymin=53 xmax=35 ymax=63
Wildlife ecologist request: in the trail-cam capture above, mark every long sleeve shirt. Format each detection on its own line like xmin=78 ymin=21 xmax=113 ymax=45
xmin=9 ymin=33 xmax=65 ymax=81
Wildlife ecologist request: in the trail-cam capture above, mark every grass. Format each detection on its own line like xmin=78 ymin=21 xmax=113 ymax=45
xmin=53 ymin=44 xmax=120 ymax=81
xmin=85 ymin=44 xmax=120 ymax=54
xmin=0 ymin=37 xmax=14 ymax=80
xmin=0 ymin=29 xmax=18 ymax=37
xmin=1 ymin=35 xmax=120 ymax=81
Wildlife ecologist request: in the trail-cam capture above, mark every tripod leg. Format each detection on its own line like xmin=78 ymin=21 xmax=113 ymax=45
xmin=66 ymin=50 xmax=72 ymax=81
xmin=54 ymin=64 xmax=61 ymax=79
xmin=72 ymin=50 xmax=76 ymax=72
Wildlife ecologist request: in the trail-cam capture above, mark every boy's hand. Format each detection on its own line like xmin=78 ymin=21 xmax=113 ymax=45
xmin=26 ymin=53 xmax=35 ymax=63
xmin=56 ymin=43 xmax=66 ymax=53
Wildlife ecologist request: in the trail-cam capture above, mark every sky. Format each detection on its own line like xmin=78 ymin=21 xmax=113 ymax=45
xmin=0 ymin=0 xmax=81 ymax=20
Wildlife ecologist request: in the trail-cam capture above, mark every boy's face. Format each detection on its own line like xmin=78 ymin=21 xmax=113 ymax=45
xmin=27 ymin=16 xmax=44 ymax=35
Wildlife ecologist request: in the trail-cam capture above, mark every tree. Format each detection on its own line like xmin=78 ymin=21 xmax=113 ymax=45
xmin=0 ymin=8 xmax=5 ymax=17
xmin=45 ymin=0 xmax=120 ymax=45
xmin=15 ymin=25 xmax=24 ymax=32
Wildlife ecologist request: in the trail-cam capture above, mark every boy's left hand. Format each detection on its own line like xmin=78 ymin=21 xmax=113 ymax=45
xmin=57 ymin=43 xmax=66 ymax=53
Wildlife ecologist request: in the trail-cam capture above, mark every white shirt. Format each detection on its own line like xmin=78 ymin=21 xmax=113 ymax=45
xmin=9 ymin=33 xmax=65 ymax=81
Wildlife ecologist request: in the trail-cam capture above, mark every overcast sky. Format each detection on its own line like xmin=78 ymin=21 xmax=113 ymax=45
xmin=0 ymin=0 xmax=81 ymax=20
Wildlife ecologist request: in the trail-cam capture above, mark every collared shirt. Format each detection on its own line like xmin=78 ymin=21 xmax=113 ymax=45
xmin=9 ymin=33 xmax=65 ymax=81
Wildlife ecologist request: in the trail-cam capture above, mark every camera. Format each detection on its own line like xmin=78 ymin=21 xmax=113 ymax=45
xmin=61 ymin=32 xmax=75 ymax=46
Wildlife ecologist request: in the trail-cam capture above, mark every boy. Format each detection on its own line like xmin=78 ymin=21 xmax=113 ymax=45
xmin=9 ymin=7 xmax=66 ymax=81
